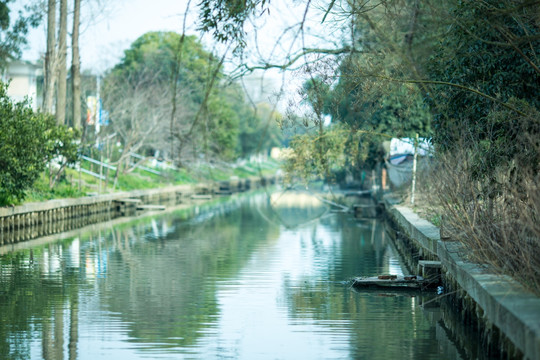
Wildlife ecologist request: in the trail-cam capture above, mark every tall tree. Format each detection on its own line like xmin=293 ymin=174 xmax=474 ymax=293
xmin=71 ymin=0 xmax=81 ymax=130
xmin=42 ymin=0 xmax=56 ymax=113
xmin=426 ymin=0 xmax=540 ymax=179
xmin=102 ymin=68 xmax=168 ymax=175
xmin=106 ymin=32 xmax=229 ymax=164
xmin=104 ymin=31 xmax=273 ymax=165
xmin=56 ymin=0 xmax=67 ymax=124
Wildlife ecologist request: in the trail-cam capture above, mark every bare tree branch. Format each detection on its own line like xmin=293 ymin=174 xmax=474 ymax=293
xmin=344 ymin=73 xmax=529 ymax=117
xmin=232 ymin=46 xmax=355 ymax=79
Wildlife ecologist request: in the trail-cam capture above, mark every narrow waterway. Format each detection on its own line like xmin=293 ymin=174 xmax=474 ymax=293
xmin=0 ymin=190 xmax=472 ymax=359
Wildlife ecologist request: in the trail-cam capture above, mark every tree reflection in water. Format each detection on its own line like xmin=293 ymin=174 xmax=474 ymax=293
xmin=0 ymin=190 xmax=479 ymax=359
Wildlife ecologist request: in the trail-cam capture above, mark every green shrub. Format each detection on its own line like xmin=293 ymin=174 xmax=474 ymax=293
xmin=0 ymin=82 xmax=79 ymax=205
xmin=0 ymin=83 xmax=53 ymax=204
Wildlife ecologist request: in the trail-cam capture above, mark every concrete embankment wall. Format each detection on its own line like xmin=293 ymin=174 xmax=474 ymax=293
xmin=384 ymin=195 xmax=540 ymax=360
xmin=0 ymin=175 xmax=277 ymax=246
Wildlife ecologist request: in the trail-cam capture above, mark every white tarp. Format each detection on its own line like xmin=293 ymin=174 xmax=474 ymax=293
xmin=389 ymin=138 xmax=432 ymax=157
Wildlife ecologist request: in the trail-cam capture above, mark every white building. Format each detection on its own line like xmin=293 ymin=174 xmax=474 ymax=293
xmin=2 ymin=60 xmax=42 ymax=110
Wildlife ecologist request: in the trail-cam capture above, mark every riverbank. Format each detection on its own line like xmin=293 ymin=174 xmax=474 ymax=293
xmin=383 ymin=194 xmax=540 ymax=359
xmin=0 ymin=174 xmax=279 ymax=246
xmin=22 ymin=158 xmax=280 ymax=204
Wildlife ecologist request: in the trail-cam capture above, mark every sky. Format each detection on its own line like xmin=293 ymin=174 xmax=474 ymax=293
xmin=14 ymin=0 xmax=345 ymax=110
xmin=18 ymin=0 xmax=195 ymax=72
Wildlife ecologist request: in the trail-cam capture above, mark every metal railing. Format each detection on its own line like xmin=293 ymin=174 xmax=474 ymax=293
xmin=77 ymin=153 xmax=162 ymax=181
xmin=129 ymin=153 xmax=161 ymax=175
xmin=80 ymin=155 xmax=117 ymax=171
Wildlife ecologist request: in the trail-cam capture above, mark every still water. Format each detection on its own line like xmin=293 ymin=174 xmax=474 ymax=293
xmin=0 ymin=190 xmax=466 ymax=359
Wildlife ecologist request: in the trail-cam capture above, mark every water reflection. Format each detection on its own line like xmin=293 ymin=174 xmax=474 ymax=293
xmin=0 ymin=190 xmax=481 ymax=359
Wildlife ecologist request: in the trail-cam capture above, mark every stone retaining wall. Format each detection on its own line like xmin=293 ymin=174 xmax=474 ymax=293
xmin=0 ymin=175 xmax=277 ymax=246
xmin=383 ymin=195 xmax=540 ymax=360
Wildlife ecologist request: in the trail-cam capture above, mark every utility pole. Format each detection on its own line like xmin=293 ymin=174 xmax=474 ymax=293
xmin=96 ymin=75 xmax=102 ymax=193
xmin=411 ymin=133 xmax=419 ymax=205
xmin=56 ymin=0 xmax=68 ymax=124
xmin=96 ymin=75 xmax=101 ymax=135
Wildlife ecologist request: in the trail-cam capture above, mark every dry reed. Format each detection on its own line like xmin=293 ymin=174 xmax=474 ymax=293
xmin=423 ymin=147 xmax=540 ymax=295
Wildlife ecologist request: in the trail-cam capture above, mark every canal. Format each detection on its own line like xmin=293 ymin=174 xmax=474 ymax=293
xmin=0 ymin=190 xmax=479 ymax=359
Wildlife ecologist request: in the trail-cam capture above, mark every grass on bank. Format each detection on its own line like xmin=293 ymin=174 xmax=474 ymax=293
xmin=23 ymin=158 xmax=281 ymax=203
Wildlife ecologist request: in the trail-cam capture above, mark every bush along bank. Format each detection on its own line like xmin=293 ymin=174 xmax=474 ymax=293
xmin=383 ymin=195 xmax=540 ymax=360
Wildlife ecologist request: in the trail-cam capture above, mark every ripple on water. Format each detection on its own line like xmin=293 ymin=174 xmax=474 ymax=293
xmin=0 ymin=192 xmax=475 ymax=360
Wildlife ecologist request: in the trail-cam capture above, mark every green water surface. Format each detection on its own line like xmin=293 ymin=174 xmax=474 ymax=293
xmin=0 ymin=191 xmax=473 ymax=359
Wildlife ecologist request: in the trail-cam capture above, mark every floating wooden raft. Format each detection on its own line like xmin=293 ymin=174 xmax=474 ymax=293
xmin=191 ymin=194 xmax=213 ymax=200
xmin=137 ymin=205 xmax=166 ymax=211
xmin=352 ymin=275 xmax=426 ymax=289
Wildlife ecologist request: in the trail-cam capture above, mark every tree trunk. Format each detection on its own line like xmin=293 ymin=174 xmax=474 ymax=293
xmin=43 ymin=0 xmax=57 ymax=113
xmin=71 ymin=0 xmax=82 ymax=130
xmin=56 ymin=0 xmax=68 ymax=124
